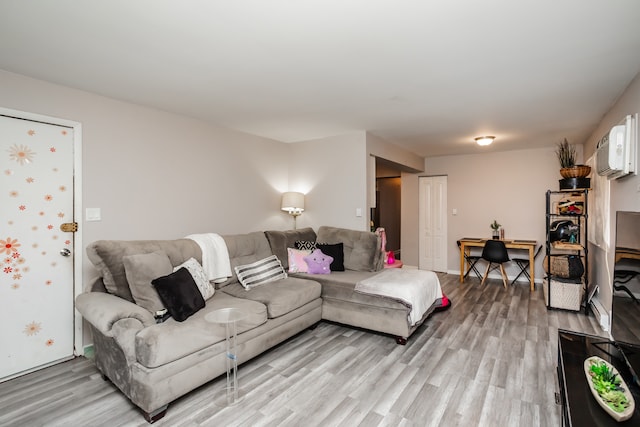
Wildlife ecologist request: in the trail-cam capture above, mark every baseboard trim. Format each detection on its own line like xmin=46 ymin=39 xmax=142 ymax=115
xmin=450 ymin=269 xmax=543 ymax=284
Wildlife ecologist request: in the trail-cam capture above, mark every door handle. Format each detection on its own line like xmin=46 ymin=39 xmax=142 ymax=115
xmin=60 ymin=248 xmax=71 ymax=257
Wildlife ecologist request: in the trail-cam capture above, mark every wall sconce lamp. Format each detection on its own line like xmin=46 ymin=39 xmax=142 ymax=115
xmin=281 ymin=191 xmax=305 ymax=229
xmin=475 ymin=136 xmax=495 ymax=146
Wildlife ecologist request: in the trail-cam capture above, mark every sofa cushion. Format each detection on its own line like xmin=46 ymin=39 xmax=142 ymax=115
xmin=221 ymin=277 xmax=321 ymax=318
xmin=316 ymin=226 xmax=384 ymax=272
xmin=218 ymin=232 xmax=273 ymax=288
xmin=292 ymin=270 xmax=409 ymax=311
xmin=152 ymin=267 xmax=206 ymax=322
xmin=264 ymin=227 xmax=317 ymax=269
xmin=135 ymin=292 xmax=267 ymax=368
xmin=122 ymin=251 xmax=173 ymax=314
xmin=87 ymin=239 xmax=202 ymax=302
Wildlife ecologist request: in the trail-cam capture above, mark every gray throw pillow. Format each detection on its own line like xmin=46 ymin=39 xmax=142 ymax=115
xmin=123 ymin=251 xmax=173 ymax=314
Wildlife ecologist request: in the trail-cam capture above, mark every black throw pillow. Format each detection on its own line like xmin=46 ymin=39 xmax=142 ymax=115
xmin=316 ymin=243 xmax=345 ymax=271
xmin=295 ymin=240 xmax=317 ymax=251
xmin=151 ymin=267 xmax=205 ymax=322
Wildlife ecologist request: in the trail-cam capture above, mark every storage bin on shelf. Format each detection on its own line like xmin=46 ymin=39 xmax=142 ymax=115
xmin=543 ymin=277 xmax=584 ymax=311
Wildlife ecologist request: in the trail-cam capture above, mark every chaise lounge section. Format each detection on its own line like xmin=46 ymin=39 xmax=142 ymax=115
xmin=265 ymin=226 xmax=441 ymax=344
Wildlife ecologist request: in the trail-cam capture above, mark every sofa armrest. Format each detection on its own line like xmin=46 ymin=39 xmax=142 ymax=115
xmin=76 ymin=292 xmax=155 ymax=335
xmin=110 ymin=318 xmax=145 ymax=363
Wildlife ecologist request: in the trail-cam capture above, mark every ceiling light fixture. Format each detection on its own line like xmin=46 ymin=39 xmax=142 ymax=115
xmin=475 ymin=136 xmax=495 ymax=146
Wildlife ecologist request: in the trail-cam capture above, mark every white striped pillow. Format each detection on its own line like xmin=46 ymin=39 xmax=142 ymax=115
xmin=234 ymin=255 xmax=287 ymax=290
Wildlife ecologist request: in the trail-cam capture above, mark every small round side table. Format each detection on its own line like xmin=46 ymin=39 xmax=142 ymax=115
xmin=205 ymin=307 xmax=247 ymax=406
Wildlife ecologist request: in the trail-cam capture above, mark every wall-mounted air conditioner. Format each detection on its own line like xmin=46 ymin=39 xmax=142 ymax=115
xmin=596 ymin=113 xmax=638 ymax=179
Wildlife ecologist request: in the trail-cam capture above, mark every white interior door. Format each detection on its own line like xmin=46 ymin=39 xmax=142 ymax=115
xmin=0 ymin=112 xmax=79 ymax=381
xmin=419 ymin=176 xmax=447 ymax=271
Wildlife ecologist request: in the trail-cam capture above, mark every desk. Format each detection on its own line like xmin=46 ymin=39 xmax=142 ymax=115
xmin=458 ymin=238 xmax=537 ymax=291
xmin=616 ymin=247 xmax=640 ymax=263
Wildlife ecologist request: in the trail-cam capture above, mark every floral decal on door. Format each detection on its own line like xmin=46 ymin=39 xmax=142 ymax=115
xmin=1 ymin=237 xmax=24 ymax=289
xmin=7 ymin=144 xmax=36 ymax=165
xmin=23 ymin=321 xmax=41 ymax=336
xmin=1 ymin=237 xmax=21 ymax=254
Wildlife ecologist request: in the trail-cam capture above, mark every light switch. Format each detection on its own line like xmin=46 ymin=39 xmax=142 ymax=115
xmin=452 ymin=208 xmax=457 ymax=216
xmin=356 ymin=208 xmax=362 ymax=217
xmin=86 ymin=208 xmax=101 ymax=221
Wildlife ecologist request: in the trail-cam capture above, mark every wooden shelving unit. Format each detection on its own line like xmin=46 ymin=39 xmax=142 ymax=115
xmin=545 ymin=189 xmax=590 ymax=313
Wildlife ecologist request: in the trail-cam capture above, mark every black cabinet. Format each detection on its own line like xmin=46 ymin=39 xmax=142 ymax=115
xmin=545 ymin=189 xmax=589 ymax=313
xmin=557 ymin=330 xmax=640 ymax=426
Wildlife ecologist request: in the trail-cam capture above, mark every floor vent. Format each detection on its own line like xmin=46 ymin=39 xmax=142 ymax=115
xmin=590 ymin=298 xmax=610 ymax=332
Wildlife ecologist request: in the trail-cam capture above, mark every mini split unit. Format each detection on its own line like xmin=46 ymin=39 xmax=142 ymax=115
xmin=596 ymin=113 xmax=638 ymax=179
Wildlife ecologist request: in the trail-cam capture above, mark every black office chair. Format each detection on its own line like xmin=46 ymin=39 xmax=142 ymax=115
xmin=457 ymin=240 xmax=483 ymax=280
xmin=480 ymin=240 xmax=510 ymax=288
xmin=510 ymin=245 xmax=542 ymax=286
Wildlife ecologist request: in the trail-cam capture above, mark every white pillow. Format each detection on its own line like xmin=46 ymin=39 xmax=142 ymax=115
xmin=234 ymin=255 xmax=287 ymax=290
xmin=174 ymin=258 xmax=215 ymax=300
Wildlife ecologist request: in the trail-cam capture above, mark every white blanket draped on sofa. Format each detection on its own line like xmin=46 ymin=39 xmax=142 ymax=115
xmin=186 ymin=233 xmax=232 ymax=283
xmin=355 ymin=269 xmax=442 ymax=325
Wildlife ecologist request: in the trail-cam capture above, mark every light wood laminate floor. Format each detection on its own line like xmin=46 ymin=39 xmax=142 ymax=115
xmin=0 ymin=273 xmax=605 ymax=427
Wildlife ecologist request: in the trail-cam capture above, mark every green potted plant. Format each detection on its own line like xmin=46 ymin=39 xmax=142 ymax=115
xmin=490 ymin=220 xmax=501 ymax=239
xmin=556 ymin=138 xmax=590 ymax=178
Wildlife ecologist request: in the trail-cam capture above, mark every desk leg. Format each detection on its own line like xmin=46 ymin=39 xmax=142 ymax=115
xmin=459 ymin=244 xmax=465 ymax=283
xmin=529 ymin=247 xmax=535 ymax=292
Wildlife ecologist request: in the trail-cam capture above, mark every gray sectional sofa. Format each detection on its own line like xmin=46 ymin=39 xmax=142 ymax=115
xmin=76 ymin=226 xmax=441 ymax=422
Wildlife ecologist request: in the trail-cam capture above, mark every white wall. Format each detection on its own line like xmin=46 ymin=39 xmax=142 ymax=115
xmin=424 ymin=147 xmax=565 ymax=281
xmin=584 ymin=71 xmax=640 ymax=320
xmin=289 ymin=132 xmax=369 ymax=231
xmin=0 ymin=70 xmax=292 ymax=290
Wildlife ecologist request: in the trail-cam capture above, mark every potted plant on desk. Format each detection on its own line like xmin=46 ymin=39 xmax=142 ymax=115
xmin=490 ymin=220 xmax=501 ymax=239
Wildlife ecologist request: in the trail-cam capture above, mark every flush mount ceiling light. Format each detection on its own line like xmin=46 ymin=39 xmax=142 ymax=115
xmin=475 ymin=136 xmax=495 ymax=146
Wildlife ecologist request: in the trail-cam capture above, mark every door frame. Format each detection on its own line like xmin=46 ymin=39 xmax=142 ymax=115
xmin=0 ymin=107 xmax=83 ymax=358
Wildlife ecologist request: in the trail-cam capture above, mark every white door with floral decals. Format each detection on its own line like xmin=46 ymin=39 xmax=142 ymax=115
xmin=1 ymin=114 xmax=75 ymax=380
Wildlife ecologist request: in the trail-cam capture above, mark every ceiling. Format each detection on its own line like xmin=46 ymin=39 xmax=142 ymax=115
xmin=2 ymin=1 xmax=640 ymax=158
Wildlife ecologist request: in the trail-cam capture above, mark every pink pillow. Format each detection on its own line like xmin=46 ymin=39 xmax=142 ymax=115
xmin=287 ymin=248 xmax=311 ymax=273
